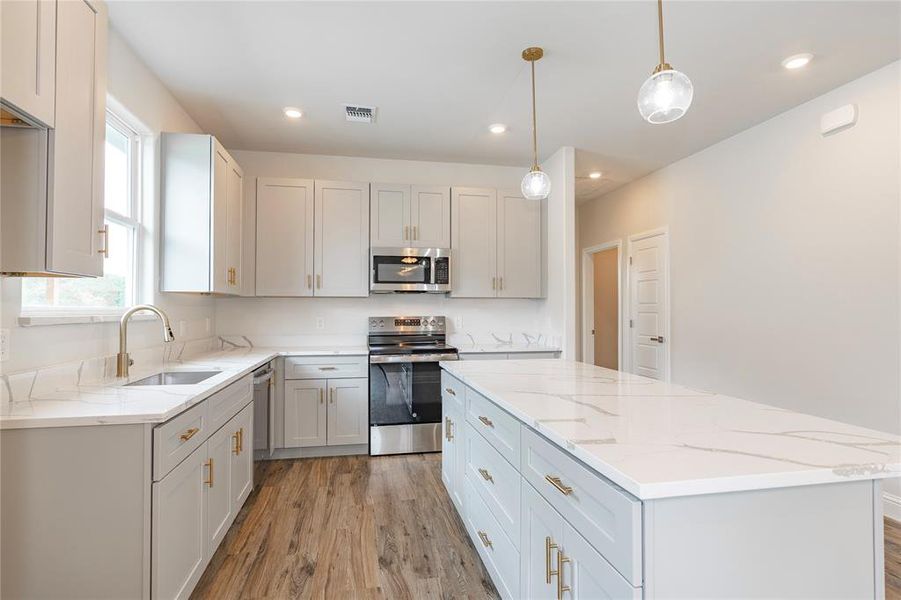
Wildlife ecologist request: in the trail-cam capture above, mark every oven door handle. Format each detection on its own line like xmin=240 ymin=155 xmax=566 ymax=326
xmin=369 ymin=353 xmax=459 ymax=364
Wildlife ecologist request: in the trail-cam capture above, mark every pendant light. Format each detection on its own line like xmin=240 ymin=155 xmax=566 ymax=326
xmin=521 ymin=47 xmax=551 ymax=200
xmin=637 ymin=0 xmax=693 ymax=124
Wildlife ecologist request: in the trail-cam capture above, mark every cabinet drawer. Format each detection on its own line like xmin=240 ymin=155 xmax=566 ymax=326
xmin=466 ymin=388 xmax=520 ymax=466
xmin=520 ymin=426 xmax=642 ymax=586
xmin=465 ymin=422 xmax=520 ymax=548
xmin=153 ymin=402 xmax=208 ymax=481
xmin=464 ymin=478 xmax=520 ymax=600
xmin=284 ymin=355 xmax=367 ymax=379
xmin=441 ymin=371 xmax=465 ymax=411
xmin=206 ymin=375 xmax=252 ymax=434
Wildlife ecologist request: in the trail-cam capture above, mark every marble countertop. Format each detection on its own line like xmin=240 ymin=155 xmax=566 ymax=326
xmin=440 ymin=359 xmax=901 ymax=500
xmin=455 ymin=343 xmax=561 ymax=354
xmin=1 ymin=346 xmax=368 ymax=430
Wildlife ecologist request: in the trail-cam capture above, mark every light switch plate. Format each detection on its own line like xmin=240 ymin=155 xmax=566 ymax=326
xmin=0 ymin=329 xmax=9 ymax=362
xmin=316 ymin=317 xmax=325 ymax=330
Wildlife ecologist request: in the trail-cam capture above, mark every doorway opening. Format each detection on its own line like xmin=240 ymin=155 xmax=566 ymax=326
xmin=581 ymin=241 xmax=622 ymax=369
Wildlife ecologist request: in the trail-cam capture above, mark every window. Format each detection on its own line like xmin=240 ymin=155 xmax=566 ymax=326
xmin=21 ymin=111 xmax=143 ymax=316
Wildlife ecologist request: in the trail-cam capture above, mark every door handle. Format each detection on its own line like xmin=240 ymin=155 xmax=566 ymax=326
xmin=204 ymin=458 xmax=214 ymax=487
xmin=545 ymin=475 xmax=573 ymax=496
xmin=413 ymin=225 xmax=418 ymax=240
xmin=307 ymin=274 xmax=312 ymax=289
xmin=650 ymin=336 xmax=665 ymax=343
xmin=404 ymin=225 xmax=409 ymax=240
xmin=445 ymin=417 xmax=453 ymax=441
xmin=546 ymin=536 xmax=559 ymax=584
xmin=319 ymin=388 xmax=324 ymax=404
xmin=556 ymin=549 xmax=571 ymax=599
xmin=316 ymin=274 xmax=321 ymax=289
xmin=97 ymin=225 xmax=109 ymax=258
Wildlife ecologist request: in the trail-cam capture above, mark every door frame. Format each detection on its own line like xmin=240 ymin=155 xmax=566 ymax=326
xmin=581 ymin=240 xmax=623 ymax=369
xmin=625 ymin=227 xmax=671 ymax=381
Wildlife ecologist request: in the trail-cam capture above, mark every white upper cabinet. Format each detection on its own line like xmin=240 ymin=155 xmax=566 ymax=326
xmin=411 ymin=185 xmax=451 ymax=248
xmin=255 ymin=178 xmax=314 ymax=297
xmin=314 ymin=180 xmax=369 ymax=297
xmin=451 ymin=187 xmax=497 ymax=297
xmin=161 ymin=133 xmax=243 ymax=294
xmin=370 ymin=183 xmax=450 ymax=248
xmin=1 ymin=0 xmax=57 ymax=126
xmin=451 ymin=187 xmax=543 ymax=298
xmin=47 ymin=0 xmax=106 ymax=277
xmin=370 ymin=183 xmax=410 ymax=247
xmin=497 ymin=189 xmax=541 ymax=298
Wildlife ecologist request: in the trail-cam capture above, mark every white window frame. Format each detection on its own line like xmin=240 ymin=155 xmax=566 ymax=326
xmin=18 ymin=107 xmax=147 ymax=324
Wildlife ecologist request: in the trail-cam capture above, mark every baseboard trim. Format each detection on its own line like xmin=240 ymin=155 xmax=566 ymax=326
xmin=259 ymin=444 xmax=369 ymax=460
xmin=884 ymin=492 xmax=901 ymax=522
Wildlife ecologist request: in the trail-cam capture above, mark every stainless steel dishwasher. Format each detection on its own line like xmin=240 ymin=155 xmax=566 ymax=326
xmin=252 ymin=362 xmax=275 ymax=458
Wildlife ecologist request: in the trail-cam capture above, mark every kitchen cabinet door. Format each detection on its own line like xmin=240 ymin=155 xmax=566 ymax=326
xmin=151 ymin=443 xmax=207 ymax=600
xmin=370 ymin=183 xmax=410 ymax=247
xmin=47 ymin=0 xmax=106 ymax=276
xmin=205 ymin=421 xmax=234 ymax=558
xmin=411 ymin=185 xmax=450 ymax=248
xmin=284 ymin=379 xmax=327 ymax=448
xmin=210 ymin=141 xmax=231 ymax=294
xmin=314 ymin=180 xmax=369 ymax=297
xmin=326 ymin=377 xmax=368 ymax=446
xmin=225 ymin=159 xmax=243 ymax=291
xmin=229 ymin=403 xmax=254 ymax=512
xmin=442 ymin=402 xmax=461 ymax=510
xmin=255 ymin=178 xmax=314 ymax=296
xmin=497 ymin=189 xmax=542 ymax=298
xmin=451 ymin=187 xmax=497 ymax=297
xmin=0 ymin=0 xmax=56 ymax=126
xmin=562 ymin=521 xmax=641 ymax=600
xmin=520 ymin=482 xmax=566 ymax=600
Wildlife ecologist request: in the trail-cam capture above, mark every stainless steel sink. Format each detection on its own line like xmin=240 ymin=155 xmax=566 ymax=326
xmin=124 ymin=371 xmax=221 ymax=386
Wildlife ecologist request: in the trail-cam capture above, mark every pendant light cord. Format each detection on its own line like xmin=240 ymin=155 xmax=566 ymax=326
xmin=530 ymin=59 xmax=539 ymax=170
xmin=657 ymin=0 xmax=666 ymax=66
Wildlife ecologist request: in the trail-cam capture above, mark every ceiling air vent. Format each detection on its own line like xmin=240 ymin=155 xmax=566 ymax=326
xmin=343 ymin=104 xmax=376 ymax=124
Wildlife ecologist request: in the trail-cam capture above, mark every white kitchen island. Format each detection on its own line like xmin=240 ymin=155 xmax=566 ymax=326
xmin=440 ymin=359 xmax=901 ymax=599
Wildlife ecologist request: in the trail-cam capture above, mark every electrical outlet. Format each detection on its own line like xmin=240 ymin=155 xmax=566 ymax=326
xmin=454 ymin=316 xmax=463 ymax=330
xmin=0 ymin=329 xmax=9 ymax=362
xmin=315 ymin=317 xmax=325 ymax=330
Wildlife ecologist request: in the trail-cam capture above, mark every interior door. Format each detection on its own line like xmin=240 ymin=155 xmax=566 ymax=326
xmin=520 ymin=481 xmax=566 ymax=600
xmin=210 ymin=141 xmax=230 ymax=293
xmin=314 ymin=180 xmax=369 ymax=297
xmin=230 ymin=403 xmax=254 ymax=512
xmin=255 ymin=178 xmax=314 ymax=296
xmin=283 ymin=379 xmax=327 ymax=448
xmin=48 ymin=0 xmax=104 ymax=276
xmin=326 ymin=378 xmax=368 ymax=446
xmin=411 ymin=185 xmax=450 ymax=248
xmin=205 ymin=421 xmax=234 ymax=557
xmin=451 ymin=187 xmax=497 ymax=297
xmin=497 ymin=189 xmax=541 ymax=298
xmin=225 ymin=160 xmax=243 ymax=290
xmin=151 ymin=444 xmax=207 ymax=600
xmin=629 ymin=231 xmax=669 ymax=380
xmin=370 ymin=183 xmax=410 ymax=247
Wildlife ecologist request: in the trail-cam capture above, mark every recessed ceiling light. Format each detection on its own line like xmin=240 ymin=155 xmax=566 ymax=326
xmin=283 ymin=107 xmax=303 ymax=119
xmin=781 ymin=53 xmax=813 ymax=70
xmin=589 ymin=171 xmax=602 ymax=180
xmin=489 ymin=123 xmax=507 ymax=134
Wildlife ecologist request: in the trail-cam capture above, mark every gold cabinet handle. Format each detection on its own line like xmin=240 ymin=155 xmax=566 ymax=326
xmin=478 ymin=468 xmax=494 ymax=483
xmin=444 ymin=387 xmax=456 ymax=396
xmin=319 ymin=388 xmax=324 ymax=404
xmin=499 ymin=276 xmax=503 ymax=291
xmin=413 ymin=225 xmax=418 ymax=240
xmin=556 ymin=549 xmax=571 ymax=599
xmin=546 ymin=537 xmax=559 ymax=584
xmin=307 ymin=274 xmax=312 ymax=289
xmin=329 ymin=388 xmax=335 ymax=404
xmin=205 ymin=458 xmax=214 ymax=487
xmin=404 ymin=225 xmax=409 ymax=240
xmin=478 ymin=415 xmax=494 ymax=428
xmin=491 ymin=277 xmax=496 ymax=290
xmin=233 ymin=431 xmax=240 ymax=455
xmin=97 ymin=225 xmax=109 ymax=257
xmin=179 ymin=427 xmax=200 ymax=442
xmin=316 ymin=274 xmax=321 ymax=289
xmin=545 ymin=475 xmax=573 ymax=496
xmin=239 ymin=427 xmax=244 ymax=453
xmin=477 ymin=530 xmax=492 ymax=549
xmin=445 ymin=417 xmax=453 ymax=441
xmin=318 ymin=366 xmax=337 ymax=371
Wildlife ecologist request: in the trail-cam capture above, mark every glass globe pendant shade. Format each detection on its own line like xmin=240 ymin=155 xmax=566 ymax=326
xmin=521 ymin=168 xmax=551 ymax=200
xmin=637 ymin=68 xmax=693 ymax=124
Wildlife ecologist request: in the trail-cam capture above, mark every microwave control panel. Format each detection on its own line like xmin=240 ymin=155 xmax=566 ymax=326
xmin=434 ymin=257 xmax=450 ymax=284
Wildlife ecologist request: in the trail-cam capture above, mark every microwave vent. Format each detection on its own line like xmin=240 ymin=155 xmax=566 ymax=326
xmin=344 ymin=104 xmax=376 ymax=123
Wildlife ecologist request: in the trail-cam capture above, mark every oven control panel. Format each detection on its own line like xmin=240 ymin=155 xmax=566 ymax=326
xmin=369 ymin=316 xmax=446 ymax=333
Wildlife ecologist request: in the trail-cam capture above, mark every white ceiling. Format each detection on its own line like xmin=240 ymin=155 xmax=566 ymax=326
xmin=108 ymin=1 xmax=900 ymax=201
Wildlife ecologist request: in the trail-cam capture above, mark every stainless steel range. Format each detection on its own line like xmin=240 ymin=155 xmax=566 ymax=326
xmin=368 ymin=315 xmax=458 ymax=455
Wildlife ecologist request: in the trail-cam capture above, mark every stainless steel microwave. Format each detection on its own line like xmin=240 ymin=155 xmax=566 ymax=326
xmin=370 ymin=247 xmax=451 ymax=293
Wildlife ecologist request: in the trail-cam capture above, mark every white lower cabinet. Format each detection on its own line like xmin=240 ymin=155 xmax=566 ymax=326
xmin=152 ymin=389 xmax=254 ymax=600
xmin=326 ymin=378 xmax=368 ymax=446
xmin=464 ymin=478 xmax=520 ymax=600
xmin=283 ymin=368 xmax=368 ymax=448
xmin=441 ymin=401 xmax=465 ymax=512
xmin=284 ymin=379 xmax=328 ymax=447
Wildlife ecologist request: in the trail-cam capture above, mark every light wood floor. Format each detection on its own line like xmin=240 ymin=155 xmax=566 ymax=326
xmin=191 ymin=453 xmax=499 ymax=599
xmin=192 ymin=454 xmax=901 ymax=599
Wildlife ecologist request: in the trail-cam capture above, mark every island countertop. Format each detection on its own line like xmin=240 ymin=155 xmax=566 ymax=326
xmin=439 ymin=358 xmax=901 ymax=499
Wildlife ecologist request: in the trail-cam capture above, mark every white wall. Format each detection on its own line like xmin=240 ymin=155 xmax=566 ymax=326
xmin=578 ymin=63 xmax=900 ymax=439
xmin=0 ymin=29 xmax=213 ymax=373
xmin=216 ymin=149 xmax=570 ymax=343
